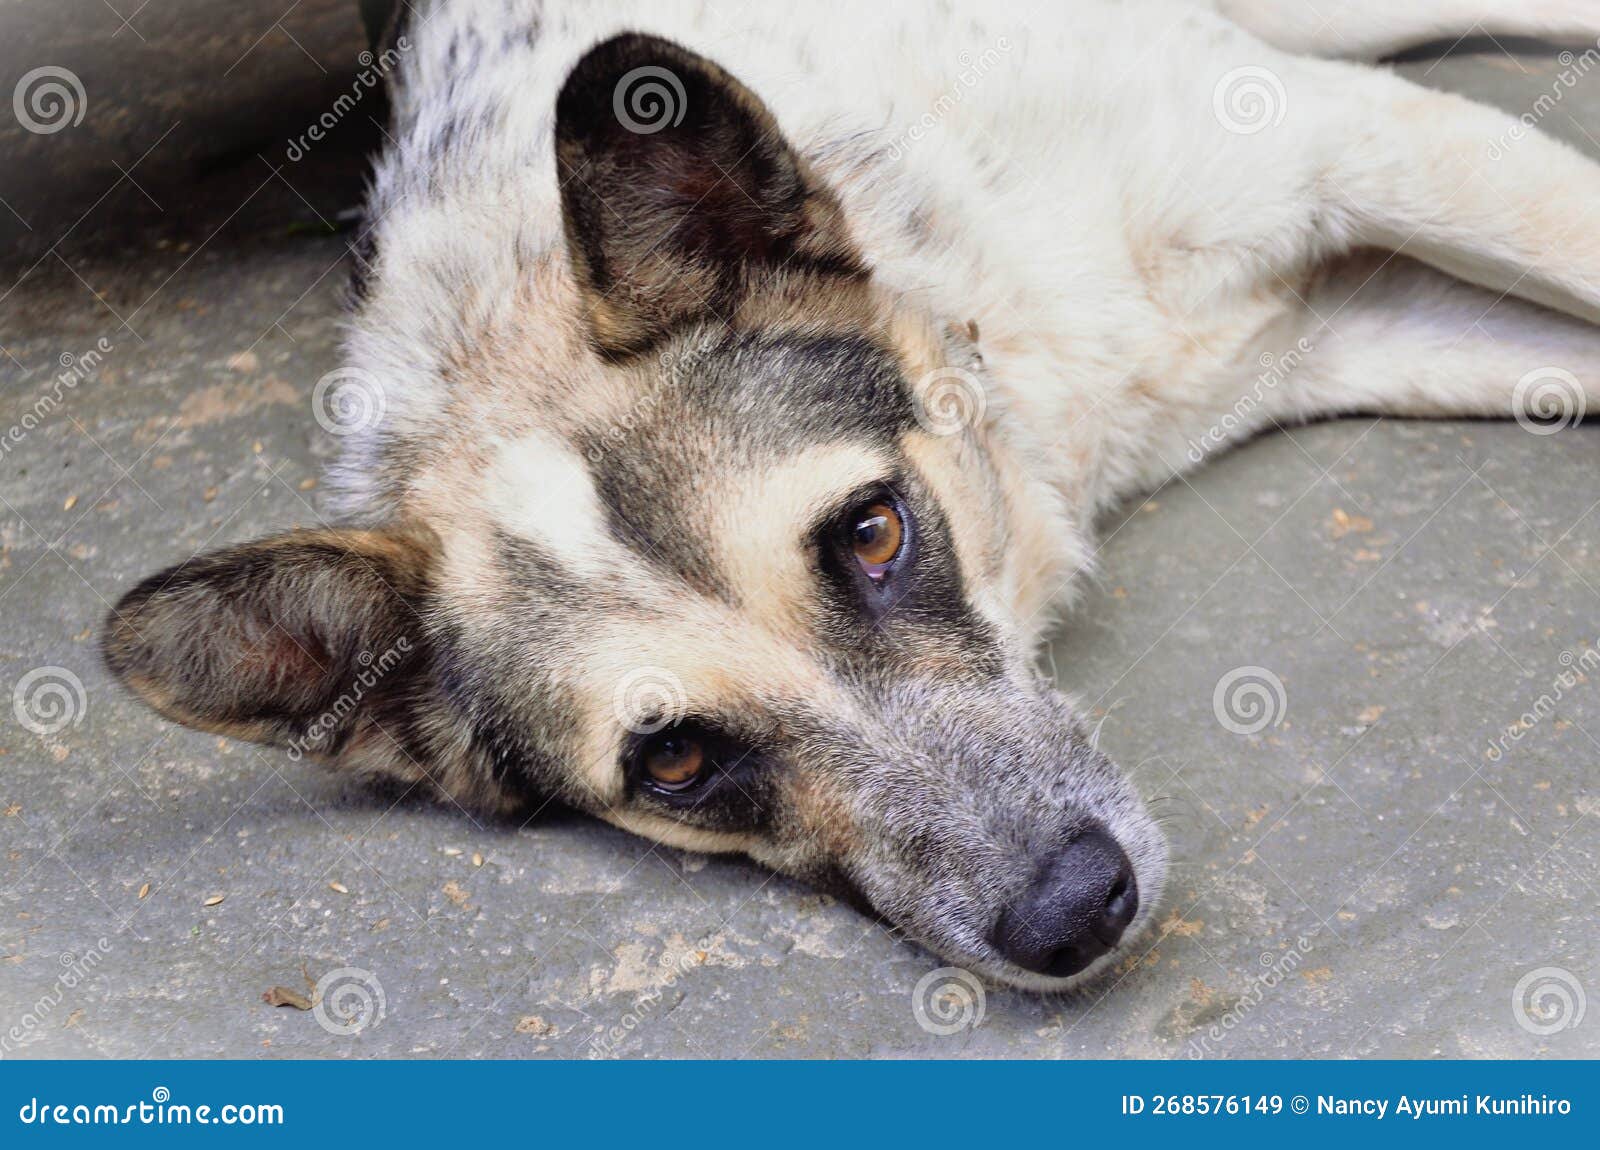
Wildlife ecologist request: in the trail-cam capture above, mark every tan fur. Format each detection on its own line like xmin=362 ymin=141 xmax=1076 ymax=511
xmin=707 ymin=444 xmax=893 ymax=638
xmin=106 ymin=1 xmax=1600 ymax=992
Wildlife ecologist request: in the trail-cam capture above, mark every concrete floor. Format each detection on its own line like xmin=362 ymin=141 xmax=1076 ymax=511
xmin=1 ymin=4 xmax=1596 ymax=1059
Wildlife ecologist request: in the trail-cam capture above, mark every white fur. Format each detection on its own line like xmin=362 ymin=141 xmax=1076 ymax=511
xmin=347 ymin=0 xmax=1600 ymax=623
xmin=487 ymin=431 xmax=620 ymax=575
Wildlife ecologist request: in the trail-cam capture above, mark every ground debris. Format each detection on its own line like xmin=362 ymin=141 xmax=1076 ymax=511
xmin=515 ymin=1015 xmax=557 ymax=1038
xmin=1329 ymin=507 xmax=1374 ymax=539
xmin=262 ymin=986 xmax=312 ymax=1010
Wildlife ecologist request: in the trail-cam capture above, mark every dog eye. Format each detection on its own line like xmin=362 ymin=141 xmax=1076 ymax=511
xmin=850 ymin=502 xmax=904 ymax=575
xmin=640 ymin=730 xmax=706 ymax=791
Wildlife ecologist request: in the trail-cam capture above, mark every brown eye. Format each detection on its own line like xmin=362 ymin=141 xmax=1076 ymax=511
xmin=851 ymin=502 xmax=904 ymax=572
xmin=643 ymin=731 xmax=705 ymax=791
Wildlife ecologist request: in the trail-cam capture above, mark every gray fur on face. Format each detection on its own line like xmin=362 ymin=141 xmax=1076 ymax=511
xmin=104 ymin=13 xmax=1170 ymax=992
xmin=579 ymin=328 xmax=916 ymax=599
xmin=775 ymin=672 xmax=1166 ymax=988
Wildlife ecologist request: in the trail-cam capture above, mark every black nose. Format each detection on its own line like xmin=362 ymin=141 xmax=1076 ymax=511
xmin=993 ymin=827 xmax=1138 ymax=978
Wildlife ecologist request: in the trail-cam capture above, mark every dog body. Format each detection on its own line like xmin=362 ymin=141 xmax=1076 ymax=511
xmin=105 ymin=0 xmax=1600 ymax=990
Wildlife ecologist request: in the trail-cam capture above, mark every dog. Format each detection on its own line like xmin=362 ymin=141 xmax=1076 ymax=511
xmin=101 ymin=0 xmax=1600 ymax=992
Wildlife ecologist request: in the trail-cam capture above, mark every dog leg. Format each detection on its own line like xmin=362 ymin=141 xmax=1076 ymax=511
xmin=1161 ymin=253 xmax=1600 ymax=481
xmin=1309 ymin=66 xmax=1600 ymax=328
xmin=1212 ymin=0 xmax=1600 ymax=59
xmin=1282 ymin=253 xmax=1600 ymax=420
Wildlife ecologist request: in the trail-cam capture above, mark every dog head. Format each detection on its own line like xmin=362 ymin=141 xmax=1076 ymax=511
xmin=103 ymin=33 xmax=1166 ymax=990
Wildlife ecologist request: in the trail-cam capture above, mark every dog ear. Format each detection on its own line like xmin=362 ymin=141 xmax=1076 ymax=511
xmin=102 ymin=527 xmax=433 ymax=761
xmin=555 ymin=32 xmax=865 ymax=356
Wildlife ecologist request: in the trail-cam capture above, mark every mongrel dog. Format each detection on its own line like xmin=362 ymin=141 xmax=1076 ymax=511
xmin=102 ymin=0 xmax=1600 ymax=991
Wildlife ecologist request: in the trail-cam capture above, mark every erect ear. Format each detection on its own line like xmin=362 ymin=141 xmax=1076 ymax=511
xmin=555 ymin=32 xmax=865 ymax=356
xmin=102 ymin=528 xmax=433 ymax=759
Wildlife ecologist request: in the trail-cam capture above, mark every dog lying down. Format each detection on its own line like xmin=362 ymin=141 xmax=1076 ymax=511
xmin=103 ymin=0 xmax=1600 ymax=991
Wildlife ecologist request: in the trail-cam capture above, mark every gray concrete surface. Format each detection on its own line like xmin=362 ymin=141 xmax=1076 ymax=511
xmin=1 ymin=5 xmax=1596 ymax=1059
